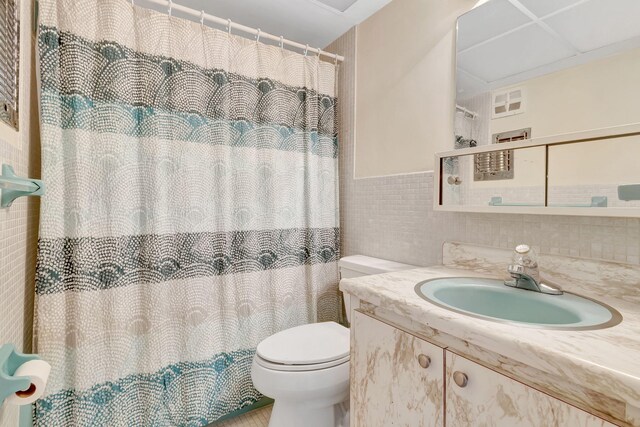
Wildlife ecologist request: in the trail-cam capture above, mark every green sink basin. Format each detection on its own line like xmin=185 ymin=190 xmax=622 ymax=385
xmin=415 ymin=278 xmax=622 ymax=330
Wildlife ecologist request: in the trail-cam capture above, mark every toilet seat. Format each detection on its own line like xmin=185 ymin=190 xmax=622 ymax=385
xmin=254 ymin=354 xmax=350 ymax=372
xmin=256 ymin=322 xmax=349 ymax=371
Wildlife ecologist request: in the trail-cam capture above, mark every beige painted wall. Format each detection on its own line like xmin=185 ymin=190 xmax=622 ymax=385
xmin=0 ymin=0 xmax=40 ymax=424
xmin=354 ymin=0 xmax=477 ymax=177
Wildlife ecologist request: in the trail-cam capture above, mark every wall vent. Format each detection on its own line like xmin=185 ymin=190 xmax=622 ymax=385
xmin=474 ymin=128 xmax=531 ymax=181
xmin=492 ymin=87 xmax=525 ymax=119
xmin=0 ymin=0 xmax=19 ymax=130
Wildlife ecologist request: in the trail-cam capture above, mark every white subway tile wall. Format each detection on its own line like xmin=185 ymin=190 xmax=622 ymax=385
xmin=0 ymin=0 xmax=39 ymax=355
xmin=0 ymin=3 xmax=39 ymax=424
xmin=0 ymin=129 xmax=38 ymax=352
xmin=0 ymin=127 xmax=39 ymax=427
xmin=327 ymin=28 xmax=640 ymax=268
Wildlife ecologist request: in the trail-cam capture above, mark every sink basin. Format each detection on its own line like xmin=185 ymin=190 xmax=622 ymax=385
xmin=415 ymin=277 xmax=622 ymax=330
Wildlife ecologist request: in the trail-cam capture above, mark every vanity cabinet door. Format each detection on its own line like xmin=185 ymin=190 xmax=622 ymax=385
xmin=351 ymin=311 xmax=444 ymax=427
xmin=445 ymin=351 xmax=616 ymax=427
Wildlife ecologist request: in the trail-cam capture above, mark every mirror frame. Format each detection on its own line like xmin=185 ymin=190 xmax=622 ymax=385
xmin=435 ymin=123 xmax=640 ymax=217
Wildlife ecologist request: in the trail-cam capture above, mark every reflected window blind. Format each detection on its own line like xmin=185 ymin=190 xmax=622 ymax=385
xmin=0 ymin=0 xmax=19 ymax=129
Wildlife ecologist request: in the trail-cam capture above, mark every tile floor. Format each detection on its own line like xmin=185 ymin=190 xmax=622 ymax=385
xmin=210 ymin=405 xmax=272 ymax=427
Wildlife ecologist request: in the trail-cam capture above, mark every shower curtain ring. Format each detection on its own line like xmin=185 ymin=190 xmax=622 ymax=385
xmin=200 ymin=10 xmax=205 ymax=27
xmin=131 ymin=0 xmax=134 ymax=5
xmin=334 ymin=53 xmax=339 ymax=66
xmin=317 ymin=47 xmax=321 ymax=58
xmin=227 ymin=19 xmax=232 ymax=35
xmin=279 ymin=36 xmax=284 ymax=50
xmin=304 ymin=44 xmax=309 ymax=56
xmin=256 ymin=28 xmax=261 ymax=43
xmin=168 ymin=0 xmax=172 ymax=16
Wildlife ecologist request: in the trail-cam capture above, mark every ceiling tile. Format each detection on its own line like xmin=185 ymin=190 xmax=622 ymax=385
xmin=457 ymin=24 xmax=575 ymax=83
xmin=457 ymin=0 xmax=532 ymax=51
xmin=316 ymin=0 xmax=359 ymax=13
xmin=456 ymin=69 xmax=489 ymax=100
xmin=516 ymin=0 xmax=583 ymax=18
xmin=544 ymin=0 xmax=640 ymax=52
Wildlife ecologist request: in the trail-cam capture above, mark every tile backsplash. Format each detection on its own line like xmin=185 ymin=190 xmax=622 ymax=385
xmin=342 ymin=165 xmax=640 ymax=268
xmin=327 ymin=28 xmax=640 ymax=268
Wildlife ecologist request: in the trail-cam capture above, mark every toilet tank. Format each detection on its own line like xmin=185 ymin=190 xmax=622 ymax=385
xmin=339 ymin=255 xmax=418 ymax=323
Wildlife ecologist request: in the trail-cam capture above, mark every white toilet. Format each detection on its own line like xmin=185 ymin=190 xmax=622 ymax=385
xmin=251 ymin=255 xmax=417 ymax=427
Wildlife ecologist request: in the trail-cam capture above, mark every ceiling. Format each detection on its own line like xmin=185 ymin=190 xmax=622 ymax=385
xmin=138 ymin=0 xmax=391 ymax=49
xmin=457 ymin=0 xmax=640 ymax=100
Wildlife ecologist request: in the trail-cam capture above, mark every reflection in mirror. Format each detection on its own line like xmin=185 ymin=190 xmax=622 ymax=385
xmin=548 ymin=135 xmax=640 ymax=208
xmin=455 ymin=0 xmax=640 ymax=149
xmin=441 ymin=146 xmax=546 ymax=208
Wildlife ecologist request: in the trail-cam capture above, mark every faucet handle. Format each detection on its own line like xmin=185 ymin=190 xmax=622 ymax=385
xmin=512 ymin=244 xmax=538 ymax=268
xmin=507 ymin=264 xmax=524 ymax=275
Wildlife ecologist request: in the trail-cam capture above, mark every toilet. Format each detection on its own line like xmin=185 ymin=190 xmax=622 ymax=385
xmin=251 ymin=255 xmax=417 ymax=427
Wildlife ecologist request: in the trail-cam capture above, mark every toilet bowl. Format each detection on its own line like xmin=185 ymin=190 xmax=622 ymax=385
xmin=251 ymin=322 xmax=350 ymax=427
xmin=251 ymin=256 xmax=417 ymax=427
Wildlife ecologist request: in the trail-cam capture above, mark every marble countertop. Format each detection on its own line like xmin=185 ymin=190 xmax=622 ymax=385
xmin=339 ymin=244 xmax=640 ymax=414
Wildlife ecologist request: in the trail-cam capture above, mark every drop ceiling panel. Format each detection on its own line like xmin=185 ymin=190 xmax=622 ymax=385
xmin=457 ymin=24 xmax=575 ymax=83
xmin=544 ymin=0 xmax=640 ymax=52
xmin=315 ymin=0 xmax=359 ymax=13
xmin=457 ymin=0 xmax=531 ymax=51
xmin=516 ymin=0 xmax=583 ymax=19
xmin=456 ymin=69 xmax=488 ymax=98
xmin=145 ymin=0 xmax=390 ymax=48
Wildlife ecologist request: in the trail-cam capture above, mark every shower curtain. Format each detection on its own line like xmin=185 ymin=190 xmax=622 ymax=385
xmin=34 ymin=0 xmax=340 ymax=425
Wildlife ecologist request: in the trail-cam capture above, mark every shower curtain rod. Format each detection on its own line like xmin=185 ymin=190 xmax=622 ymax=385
xmin=139 ymin=0 xmax=345 ymax=63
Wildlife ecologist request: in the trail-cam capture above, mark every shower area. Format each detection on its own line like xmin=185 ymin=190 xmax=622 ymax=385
xmin=29 ymin=0 xmax=341 ymax=424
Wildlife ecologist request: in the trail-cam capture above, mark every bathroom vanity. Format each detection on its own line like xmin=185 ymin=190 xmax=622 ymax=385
xmin=340 ymin=243 xmax=640 ymax=426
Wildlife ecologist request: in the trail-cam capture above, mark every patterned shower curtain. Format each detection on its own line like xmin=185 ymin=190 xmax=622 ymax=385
xmin=34 ymin=0 xmax=340 ymax=425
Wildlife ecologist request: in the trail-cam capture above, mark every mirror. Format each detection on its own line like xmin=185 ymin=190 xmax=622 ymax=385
xmin=441 ymin=146 xmax=546 ymax=208
xmin=444 ymin=0 xmax=640 ymax=216
xmin=455 ymin=0 xmax=640 ymax=147
xmin=548 ymin=135 xmax=640 ymax=209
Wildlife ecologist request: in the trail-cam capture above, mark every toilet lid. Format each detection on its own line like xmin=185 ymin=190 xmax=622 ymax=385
xmin=256 ymin=322 xmax=349 ymax=365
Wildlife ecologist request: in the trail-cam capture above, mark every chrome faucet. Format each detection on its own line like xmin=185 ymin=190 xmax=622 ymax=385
xmin=504 ymin=245 xmax=563 ymax=295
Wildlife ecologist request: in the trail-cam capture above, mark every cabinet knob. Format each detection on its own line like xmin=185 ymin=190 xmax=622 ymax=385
xmin=417 ymin=354 xmax=431 ymax=369
xmin=453 ymin=371 xmax=468 ymax=388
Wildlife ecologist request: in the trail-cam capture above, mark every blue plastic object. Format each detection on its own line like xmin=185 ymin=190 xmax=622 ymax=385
xmin=0 ymin=164 xmax=45 ymax=208
xmin=618 ymin=184 xmax=640 ymax=201
xmin=0 ymin=344 xmax=39 ymax=406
